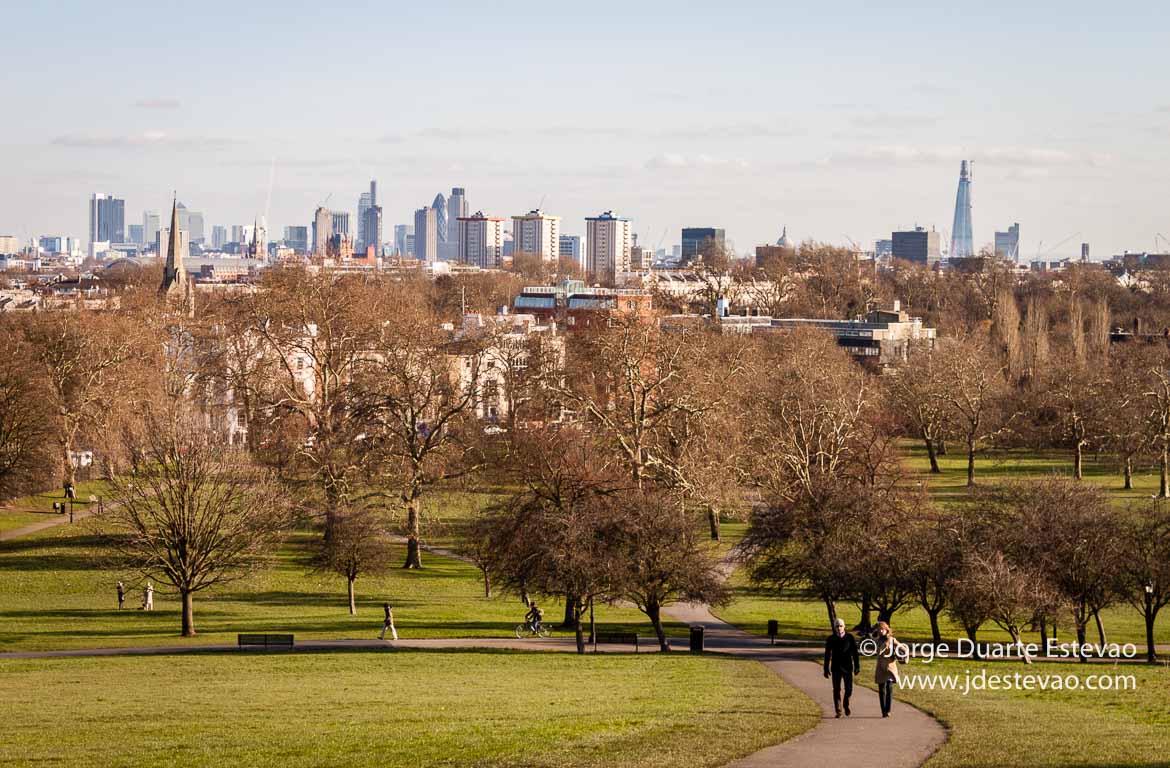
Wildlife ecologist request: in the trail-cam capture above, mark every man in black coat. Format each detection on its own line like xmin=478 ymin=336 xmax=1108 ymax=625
xmin=824 ymin=617 xmax=860 ymax=717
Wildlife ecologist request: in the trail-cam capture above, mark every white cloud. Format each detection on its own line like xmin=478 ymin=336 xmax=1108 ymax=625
xmin=825 ymin=145 xmax=1109 ymax=169
xmin=51 ymin=132 xmax=239 ymax=149
xmin=132 ymin=98 xmax=181 ymax=109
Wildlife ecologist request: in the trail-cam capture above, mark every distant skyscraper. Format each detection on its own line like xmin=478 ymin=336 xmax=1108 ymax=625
xmin=211 ymin=225 xmax=228 ymax=250
xmin=892 ymin=227 xmax=941 ymax=265
xmin=414 ymin=206 xmax=438 ymax=262
xmin=127 ymin=225 xmax=144 ymax=246
xmin=357 ymin=180 xmax=377 ymax=250
xmin=447 ymin=187 xmax=467 ymax=241
xmin=230 ymin=224 xmax=245 ymax=244
xmin=39 ymin=236 xmax=64 ymax=253
xmin=143 ymin=211 xmax=160 ymax=248
xmin=331 ymin=211 xmax=350 ymax=237
xmin=88 ymin=193 xmax=125 ymax=246
xmin=284 ymin=225 xmax=309 ymax=254
xmin=393 ymin=224 xmax=413 ymax=257
xmin=1081 ymin=242 xmax=1091 ymax=262
xmin=681 ymin=227 xmax=725 ymax=261
xmin=950 ymin=160 xmax=974 ymax=259
xmin=994 ymin=223 xmax=1020 ymax=263
xmin=457 ymin=211 xmax=504 ymax=269
xmin=362 ymin=205 xmax=383 ymax=255
xmin=559 ymin=234 xmax=584 ymax=268
xmin=432 ymin=193 xmax=448 ymax=244
xmin=586 ymin=211 xmax=632 ymax=284
xmin=313 ymin=207 xmax=332 ymax=256
xmin=875 ymin=239 xmax=894 ymax=259
xmin=511 ymin=210 xmax=561 ymax=262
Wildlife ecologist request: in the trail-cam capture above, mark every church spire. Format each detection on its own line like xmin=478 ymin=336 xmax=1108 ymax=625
xmin=160 ymin=194 xmax=194 ymax=316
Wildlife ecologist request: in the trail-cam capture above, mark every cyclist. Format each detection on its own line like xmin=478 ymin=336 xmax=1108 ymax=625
xmin=525 ymin=602 xmax=544 ymax=634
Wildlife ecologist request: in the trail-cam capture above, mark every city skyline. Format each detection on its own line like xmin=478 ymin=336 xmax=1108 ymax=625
xmin=2 ymin=1 xmax=1168 ymax=258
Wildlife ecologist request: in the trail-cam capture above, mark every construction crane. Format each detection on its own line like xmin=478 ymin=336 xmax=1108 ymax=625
xmin=1035 ymin=231 xmax=1081 ymax=261
xmin=1156 ymin=233 xmax=1170 ymax=252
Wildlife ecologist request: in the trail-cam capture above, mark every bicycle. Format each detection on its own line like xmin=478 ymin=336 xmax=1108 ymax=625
xmin=515 ymin=621 xmax=552 ymax=639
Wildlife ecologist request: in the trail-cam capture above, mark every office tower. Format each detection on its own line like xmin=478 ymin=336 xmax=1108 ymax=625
xmin=405 ymin=233 xmax=415 ymax=258
xmin=39 ymin=236 xmax=63 ymax=253
xmin=511 ymin=210 xmax=561 ymax=262
xmin=331 ymin=211 xmax=350 ymax=237
xmin=447 ymin=187 xmax=467 ymax=241
xmin=357 ymin=179 xmax=377 ymax=249
xmin=586 ymin=211 xmax=632 ymax=283
xmin=186 ymin=210 xmax=205 ymax=244
xmin=211 ymin=225 xmax=228 ymax=250
xmin=414 ymin=206 xmax=438 ymax=262
xmin=283 ymin=225 xmax=309 ymax=253
xmin=143 ymin=211 xmax=160 ymax=248
xmin=231 ymin=224 xmax=245 ymax=244
xmin=393 ymin=224 xmax=413 ymax=257
xmin=362 ymin=205 xmax=383 ymax=255
xmin=432 ymin=193 xmax=448 ymax=244
xmin=88 ymin=193 xmax=125 ymax=246
xmin=457 ymin=211 xmax=505 ymax=269
xmin=313 ymin=207 xmax=333 ymax=256
xmin=680 ymin=227 xmax=726 ymax=261
xmin=950 ymin=160 xmax=974 ymax=259
xmin=875 ymin=239 xmax=894 ymax=259
xmin=891 ymin=227 xmax=941 ymax=265
xmin=1081 ymin=243 xmax=1091 ymax=262
xmin=559 ymin=234 xmax=584 ymax=268
xmin=126 ymin=226 xmax=144 ymax=246
xmin=994 ymin=223 xmax=1020 ymax=263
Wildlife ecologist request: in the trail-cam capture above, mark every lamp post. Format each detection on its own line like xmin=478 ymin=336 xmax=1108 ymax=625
xmin=1145 ymin=583 xmax=1156 ymax=663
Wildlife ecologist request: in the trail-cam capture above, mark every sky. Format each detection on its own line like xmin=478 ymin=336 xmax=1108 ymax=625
xmin=3 ymin=0 xmax=1169 ymax=259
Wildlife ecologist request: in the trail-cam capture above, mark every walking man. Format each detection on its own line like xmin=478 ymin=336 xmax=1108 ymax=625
xmin=117 ymin=581 xmax=125 ymax=610
xmin=379 ymin=602 xmax=397 ymax=641
xmin=824 ymin=617 xmax=860 ymax=718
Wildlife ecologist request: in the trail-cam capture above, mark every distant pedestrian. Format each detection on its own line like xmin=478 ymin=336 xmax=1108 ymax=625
xmin=52 ymin=501 xmax=60 ymax=515
xmin=824 ymin=617 xmax=860 ymax=718
xmin=117 ymin=581 xmax=125 ymax=610
xmin=142 ymin=582 xmax=154 ymax=611
xmin=874 ymin=621 xmax=907 ymax=718
xmin=379 ymin=602 xmax=397 ymax=641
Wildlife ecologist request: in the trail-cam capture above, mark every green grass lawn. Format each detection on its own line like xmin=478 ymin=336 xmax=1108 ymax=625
xmin=872 ymin=657 xmax=1170 ymax=767
xmin=0 ymin=524 xmax=682 ymax=652
xmin=0 ymin=650 xmax=819 ymax=768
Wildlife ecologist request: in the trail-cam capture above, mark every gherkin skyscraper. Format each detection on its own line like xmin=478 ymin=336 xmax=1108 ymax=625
xmin=432 ymin=192 xmax=448 ymax=244
xmin=950 ymin=160 xmax=973 ymax=259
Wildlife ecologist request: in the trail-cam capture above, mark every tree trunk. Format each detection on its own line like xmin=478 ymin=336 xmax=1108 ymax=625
xmin=965 ymin=624 xmax=980 ymax=659
xmin=181 ymin=590 xmax=195 ymax=637
xmin=937 ymin=439 xmax=948 ymax=456
xmin=1145 ymin=604 xmax=1158 ymax=663
xmin=707 ymin=506 xmax=721 ymax=541
xmin=1093 ymin=609 xmax=1107 ymax=646
xmin=1161 ymin=443 xmax=1169 ymax=499
xmin=648 ymin=600 xmax=669 ymax=652
xmin=924 ymin=435 xmax=941 ymax=474
xmin=481 ymin=568 xmax=492 ymax=599
xmin=1073 ymin=441 xmax=1083 ymax=480
xmin=589 ymin=598 xmax=595 ymax=647
xmin=859 ymin=595 xmax=872 ymax=633
xmin=347 ymin=577 xmax=356 ymax=615
xmin=1075 ymin=616 xmax=1088 ymax=663
xmin=927 ymin=608 xmax=942 ymax=646
xmin=966 ymin=436 xmax=977 ymax=487
xmin=1124 ymin=456 xmax=1134 ymax=490
xmin=403 ymin=496 xmax=422 ymax=569
xmin=573 ymin=599 xmax=585 ymax=655
xmin=1039 ymin=616 xmax=1049 ymax=650
xmin=561 ymin=595 xmax=577 ymax=629
xmin=824 ymin=596 xmax=837 ymax=628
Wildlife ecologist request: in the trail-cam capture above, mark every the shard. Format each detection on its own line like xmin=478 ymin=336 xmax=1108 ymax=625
xmin=950 ymin=160 xmax=973 ymax=259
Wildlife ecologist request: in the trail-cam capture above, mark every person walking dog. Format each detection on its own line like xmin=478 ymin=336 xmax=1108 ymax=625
xmin=823 ymin=617 xmax=860 ymax=718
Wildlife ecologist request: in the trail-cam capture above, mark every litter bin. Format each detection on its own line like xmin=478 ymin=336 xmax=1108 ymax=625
xmin=767 ymin=619 xmax=779 ymax=645
xmin=689 ymin=625 xmax=704 ymax=653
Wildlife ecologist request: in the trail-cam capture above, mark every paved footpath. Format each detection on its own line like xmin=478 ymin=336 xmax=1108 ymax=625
xmin=0 ymin=507 xmax=100 ymax=541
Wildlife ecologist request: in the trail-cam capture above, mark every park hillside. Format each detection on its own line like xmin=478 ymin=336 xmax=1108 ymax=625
xmin=3 ymin=251 xmax=1170 ymax=767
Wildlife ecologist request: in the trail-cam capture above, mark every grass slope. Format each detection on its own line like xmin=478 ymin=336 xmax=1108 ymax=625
xmin=0 ymin=650 xmax=819 ymax=768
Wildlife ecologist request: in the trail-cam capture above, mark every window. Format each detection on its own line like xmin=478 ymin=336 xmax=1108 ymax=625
xmin=237 ymin=412 xmax=247 ymax=428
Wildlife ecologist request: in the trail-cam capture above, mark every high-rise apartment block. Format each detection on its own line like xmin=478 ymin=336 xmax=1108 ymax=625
xmin=559 ymin=234 xmax=584 ymax=268
xmin=457 ymin=211 xmax=505 ymax=269
xmin=511 ymin=209 xmax=561 ymax=262
xmin=586 ymin=211 xmax=632 ymax=284
xmin=414 ymin=206 xmax=438 ymax=263
xmin=681 ymin=227 xmax=725 ymax=261
xmin=892 ymin=227 xmax=941 ymax=265
xmin=994 ymin=223 xmax=1020 ymax=263
xmin=89 ymin=193 xmax=125 ymax=246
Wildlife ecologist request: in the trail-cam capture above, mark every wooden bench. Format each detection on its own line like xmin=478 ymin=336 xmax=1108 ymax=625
xmin=237 ymin=633 xmax=294 ymax=650
xmin=593 ymin=632 xmax=639 ymax=652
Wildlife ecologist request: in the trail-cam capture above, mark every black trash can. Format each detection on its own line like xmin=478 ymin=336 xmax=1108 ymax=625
xmin=767 ymin=619 xmax=779 ymax=644
xmin=689 ymin=625 xmax=704 ymax=653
